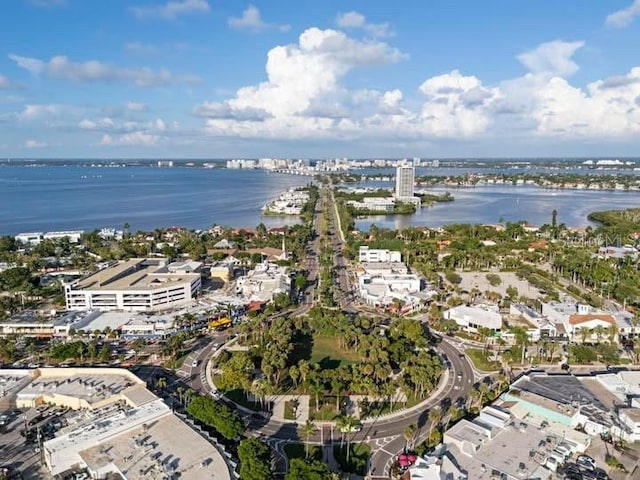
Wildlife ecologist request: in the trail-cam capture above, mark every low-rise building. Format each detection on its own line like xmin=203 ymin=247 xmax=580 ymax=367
xmin=5 ymin=368 xmax=234 ymax=480
xmin=358 ymin=246 xmax=402 ymax=263
xmin=64 ymin=258 xmax=202 ymax=312
xmin=235 ymin=262 xmax=290 ymax=302
xmin=443 ymin=305 xmax=502 ymax=332
xmin=43 ymin=230 xmax=84 ymax=243
xmin=542 ymin=302 xmax=620 ymax=343
xmin=15 ymin=232 xmax=43 ymax=245
xmin=210 ymin=262 xmax=234 ymax=283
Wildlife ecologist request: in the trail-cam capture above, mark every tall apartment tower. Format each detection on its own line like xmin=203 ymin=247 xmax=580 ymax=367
xmin=395 ymin=165 xmax=415 ymax=199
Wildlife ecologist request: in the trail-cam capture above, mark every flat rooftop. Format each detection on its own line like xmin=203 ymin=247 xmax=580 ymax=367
xmin=18 ymin=370 xmax=140 ymax=407
xmin=513 ymin=373 xmax=606 ymax=410
xmin=73 ymin=258 xmax=199 ymax=292
xmin=448 ymin=419 xmax=559 ymax=480
xmin=79 ymin=411 xmax=230 ymax=480
xmin=0 ymin=369 xmax=33 ymax=398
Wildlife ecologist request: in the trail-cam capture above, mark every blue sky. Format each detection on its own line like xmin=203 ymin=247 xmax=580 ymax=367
xmin=1 ymin=0 xmax=640 ymax=158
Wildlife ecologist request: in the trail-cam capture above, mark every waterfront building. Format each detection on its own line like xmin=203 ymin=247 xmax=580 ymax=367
xmin=395 ymin=165 xmax=415 ymax=199
xmin=43 ymin=230 xmax=84 ymax=243
xmin=15 ymin=232 xmax=43 ymax=245
xmin=64 ymin=259 xmax=202 ymax=312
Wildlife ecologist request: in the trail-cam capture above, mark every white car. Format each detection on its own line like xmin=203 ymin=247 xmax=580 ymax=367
xmin=191 ymin=360 xmax=199 ymax=368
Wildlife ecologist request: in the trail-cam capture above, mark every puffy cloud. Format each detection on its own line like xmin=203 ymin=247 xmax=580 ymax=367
xmin=24 ymin=139 xmax=47 ymax=148
xmin=126 ymin=101 xmax=148 ymax=112
xmin=190 ymin=35 xmax=640 ymax=144
xmin=198 ymin=28 xmax=406 ymax=123
xmin=131 ymin=0 xmax=210 ymax=20
xmin=78 ymin=117 xmax=115 ymax=130
xmin=517 ymin=40 xmax=584 ymax=77
xmin=8 ymin=53 xmax=199 ymax=86
xmin=19 ymin=104 xmax=65 ymax=120
xmin=336 ymin=11 xmax=391 ymax=38
xmin=228 ymin=5 xmax=290 ymax=33
xmin=100 ymin=132 xmax=160 ymax=146
xmin=382 ymin=89 xmax=403 ymax=108
xmin=530 ymin=67 xmax=640 ymax=137
xmin=606 ymin=0 xmax=640 ymax=28
xmin=418 ymin=70 xmax=500 ymax=136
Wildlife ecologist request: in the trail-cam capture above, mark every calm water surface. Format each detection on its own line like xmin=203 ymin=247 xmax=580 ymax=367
xmin=354 ymin=185 xmax=640 ymax=230
xmin=1 ymin=165 xmax=639 ymax=235
xmin=0 ymin=166 xmax=309 ymax=234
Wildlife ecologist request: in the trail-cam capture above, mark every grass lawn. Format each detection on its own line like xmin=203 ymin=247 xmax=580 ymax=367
xmin=310 ymin=335 xmax=362 ymax=367
xmin=465 ymin=348 xmax=501 ymax=372
xmin=283 ymin=442 xmax=322 ymax=462
xmin=284 ymin=400 xmax=298 ymax=420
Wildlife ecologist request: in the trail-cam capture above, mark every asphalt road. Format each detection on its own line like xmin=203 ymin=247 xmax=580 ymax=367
xmin=185 ymin=187 xmax=480 ymax=478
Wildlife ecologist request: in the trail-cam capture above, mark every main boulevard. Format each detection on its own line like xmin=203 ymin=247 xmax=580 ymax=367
xmin=184 ymin=187 xmax=479 ymax=478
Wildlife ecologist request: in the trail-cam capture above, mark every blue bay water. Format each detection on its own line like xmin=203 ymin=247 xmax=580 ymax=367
xmin=354 ymin=184 xmax=640 ymax=230
xmin=0 ymin=166 xmax=310 ymax=235
xmin=1 ymin=165 xmax=639 ymax=235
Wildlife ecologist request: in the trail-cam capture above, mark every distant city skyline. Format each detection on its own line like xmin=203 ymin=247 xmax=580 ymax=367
xmin=1 ymin=0 xmax=640 ymax=158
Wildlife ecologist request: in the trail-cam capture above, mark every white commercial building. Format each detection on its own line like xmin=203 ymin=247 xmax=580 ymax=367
xmin=395 ymin=165 xmax=415 ymax=199
xmin=358 ymin=246 xmax=402 ymax=263
xmin=15 ymin=232 xmax=43 ymax=245
xmin=443 ymin=305 xmax=502 ymax=332
xmin=235 ymin=262 xmax=290 ymax=302
xmin=64 ymin=258 xmax=202 ymax=312
xmin=43 ymin=230 xmax=84 ymax=243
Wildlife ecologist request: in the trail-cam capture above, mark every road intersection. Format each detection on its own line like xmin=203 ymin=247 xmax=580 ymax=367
xmin=183 ymin=187 xmax=481 ymax=478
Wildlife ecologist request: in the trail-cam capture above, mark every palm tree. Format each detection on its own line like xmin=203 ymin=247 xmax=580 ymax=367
xmin=156 ymin=377 xmax=167 ymax=390
xmin=184 ymin=388 xmax=195 ymax=406
xmin=403 ymin=423 xmax=417 ymax=451
xmin=336 ymin=415 xmax=357 ymax=464
xmin=593 ymin=325 xmax=605 ymax=344
xmin=428 ymin=408 xmax=442 ymax=438
xmin=300 ymin=420 xmax=316 ymax=459
xmin=176 ymin=386 xmax=184 ymax=405
xmin=445 ymin=406 xmax=461 ymax=429
xmin=308 ymin=381 xmax=323 ymax=412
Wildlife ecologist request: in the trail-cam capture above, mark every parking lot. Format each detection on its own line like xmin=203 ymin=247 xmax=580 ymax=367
xmin=0 ymin=408 xmax=48 ymax=479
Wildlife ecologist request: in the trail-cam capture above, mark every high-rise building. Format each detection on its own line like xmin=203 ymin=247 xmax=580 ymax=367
xmin=395 ymin=165 xmax=415 ymax=199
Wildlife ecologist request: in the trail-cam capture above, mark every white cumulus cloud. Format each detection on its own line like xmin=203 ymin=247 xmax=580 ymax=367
xmin=228 ymin=5 xmax=290 ymax=33
xmin=8 ymin=53 xmax=199 ymax=86
xmin=131 ymin=0 xmax=210 ymax=20
xmin=100 ymin=131 xmax=160 ymax=146
xmin=24 ymin=139 xmax=47 ymax=148
xmin=126 ymin=101 xmax=148 ymax=112
xmin=517 ymin=40 xmax=585 ymax=77
xmin=197 ymin=27 xmax=406 ymax=124
xmin=606 ymin=0 xmax=640 ymax=28
xmin=336 ymin=11 xmax=391 ymax=37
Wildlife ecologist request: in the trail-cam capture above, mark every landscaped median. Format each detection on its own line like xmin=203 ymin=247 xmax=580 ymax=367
xmin=464 ymin=348 xmax=501 ymax=372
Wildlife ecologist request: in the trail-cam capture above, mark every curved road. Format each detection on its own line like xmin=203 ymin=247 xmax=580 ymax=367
xmin=185 ymin=186 xmax=480 ymax=478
